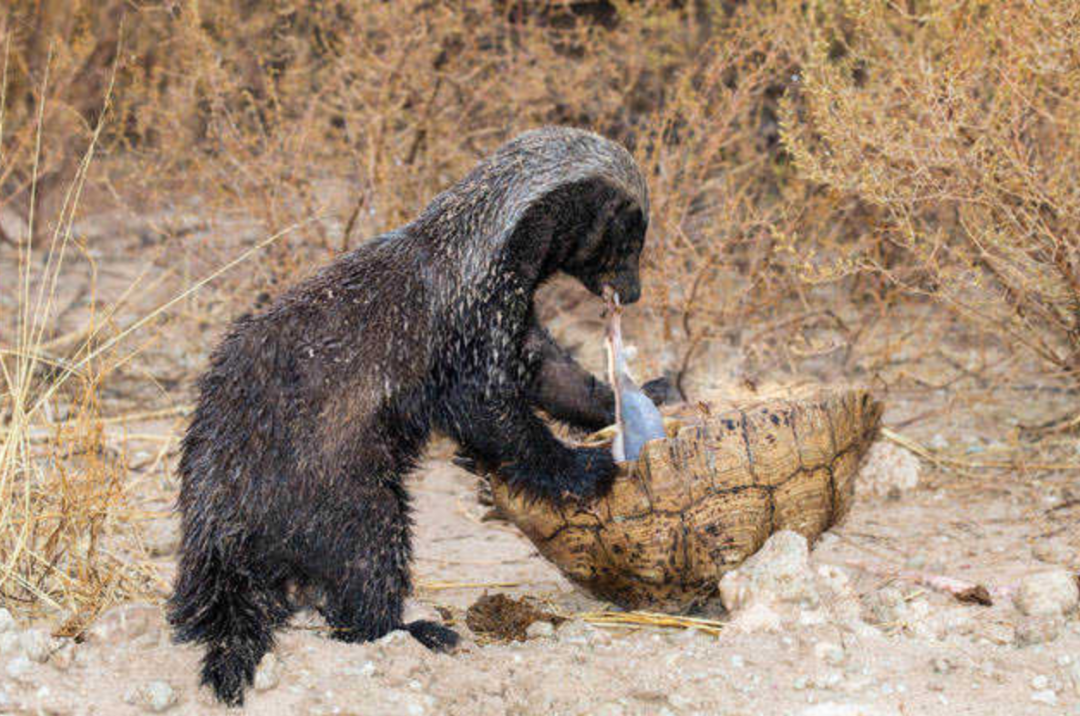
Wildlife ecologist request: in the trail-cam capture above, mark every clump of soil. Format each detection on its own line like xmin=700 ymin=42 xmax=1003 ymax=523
xmin=466 ymin=593 xmax=565 ymax=642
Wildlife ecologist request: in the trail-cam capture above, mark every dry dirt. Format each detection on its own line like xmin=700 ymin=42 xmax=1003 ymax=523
xmin=2 ymin=216 xmax=1079 ymax=716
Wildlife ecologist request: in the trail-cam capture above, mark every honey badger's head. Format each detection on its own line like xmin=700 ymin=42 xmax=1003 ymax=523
xmin=428 ymin=127 xmax=650 ymax=302
xmin=559 ymin=190 xmax=647 ymax=305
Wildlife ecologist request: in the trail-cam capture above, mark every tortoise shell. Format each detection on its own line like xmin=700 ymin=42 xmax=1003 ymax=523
xmin=489 ymin=386 xmax=883 ymax=611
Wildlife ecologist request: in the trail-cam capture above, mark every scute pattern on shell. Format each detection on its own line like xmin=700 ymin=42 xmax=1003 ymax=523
xmin=490 ymin=387 xmax=883 ymax=611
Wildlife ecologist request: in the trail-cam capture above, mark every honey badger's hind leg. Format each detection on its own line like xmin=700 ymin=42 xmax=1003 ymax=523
xmin=168 ymin=539 xmax=295 ymax=707
xmin=311 ymin=477 xmax=459 ymax=652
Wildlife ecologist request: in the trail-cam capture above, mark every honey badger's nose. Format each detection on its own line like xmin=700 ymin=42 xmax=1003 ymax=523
xmin=608 ymin=274 xmax=641 ymax=304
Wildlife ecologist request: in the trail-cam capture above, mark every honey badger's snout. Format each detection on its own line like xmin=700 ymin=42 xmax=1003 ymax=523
xmin=603 ymin=270 xmax=641 ymax=304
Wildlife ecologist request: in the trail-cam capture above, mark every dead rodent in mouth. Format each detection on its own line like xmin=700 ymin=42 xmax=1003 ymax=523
xmin=603 ymin=287 xmax=666 ymax=462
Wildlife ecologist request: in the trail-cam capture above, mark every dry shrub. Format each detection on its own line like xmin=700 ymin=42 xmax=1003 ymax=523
xmin=0 ymin=63 xmax=156 ymax=629
xmin=782 ymin=0 xmax=1080 ymax=382
xmin=0 ymin=361 xmax=149 ymax=634
xmin=8 ymin=1 xmax=800 ymax=304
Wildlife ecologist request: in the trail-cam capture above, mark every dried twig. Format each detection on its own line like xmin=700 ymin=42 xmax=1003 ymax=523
xmin=575 ymin=610 xmax=725 ymax=636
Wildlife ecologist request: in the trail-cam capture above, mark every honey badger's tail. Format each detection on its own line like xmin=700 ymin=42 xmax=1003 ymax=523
xmin=167 ymin=528 xmax=291 ymax=707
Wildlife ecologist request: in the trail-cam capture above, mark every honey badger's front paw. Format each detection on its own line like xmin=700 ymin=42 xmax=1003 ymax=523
xmin=566 ymin=446 xmax=618 ymax=500
xmin=406 ymin=620 xmax=460 ymax=652
xmin=499 ymin=447 xmax=616 ymax=504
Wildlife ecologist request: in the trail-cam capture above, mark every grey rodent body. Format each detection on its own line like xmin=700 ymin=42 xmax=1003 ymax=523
xmin=604 ymin=290 xmax=666 ymax=462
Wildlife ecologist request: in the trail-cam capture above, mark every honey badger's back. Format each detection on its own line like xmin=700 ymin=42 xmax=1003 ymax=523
xmin=168 ymin=127 xmax=649 ymax=706
xmin=174 ymin=232 xmax=434 ymax=535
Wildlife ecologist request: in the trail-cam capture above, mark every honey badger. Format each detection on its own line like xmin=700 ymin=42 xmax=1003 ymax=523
xmin=168 ymin=127 xmax=664 ymax=705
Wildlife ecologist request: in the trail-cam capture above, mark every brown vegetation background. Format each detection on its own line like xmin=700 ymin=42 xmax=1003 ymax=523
xmin=1 ymin=0 xmax=1078 ymax=630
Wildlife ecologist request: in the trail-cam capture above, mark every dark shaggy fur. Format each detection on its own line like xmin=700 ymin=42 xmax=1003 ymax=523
xmin=168 ymin=127 xmax=658 ymax=706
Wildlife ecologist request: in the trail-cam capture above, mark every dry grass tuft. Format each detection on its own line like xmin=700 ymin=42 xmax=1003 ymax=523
xmin=0 ymin=33 xmax=306 ymax=626
xmin=576 ymin=610 xmax=725 ymax=637
xmin=0 ymin=43 xmax=154 ymax=630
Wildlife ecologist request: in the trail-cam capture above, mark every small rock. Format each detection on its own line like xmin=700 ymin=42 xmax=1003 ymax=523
xmin=1016 ymin=616 xmax=1064 ymax=647
xmin=377 ymin=629 xmax=411 ymax=646
xmin=729 ymin=601 xmax=782 ymax=633
xmin=0 ymin=608 xmax=15 ymax=633
xmin=6 ymin=655 xmax=33 ymax=681
xmin=865 ymin=587 xmax=906 ymax=625
xmin=931 ymin=656 xmax=955 ymax=675
xmin=719 ymin=531 xmax=818 ymax=612
xmin=340 ymin=660 xmax=376 ymax=677
xmin=254 ymin=653 xmax=280 ymax=692
xmin=1014 ymin=570 xmax=1080 ymax=616
xmin=815 ymin=564 xmax=852 ymax=595
xmin=129 ymin=681 xmax=178 ymax=713
xmin=556 ymin=620 xmax=607 ymax=645
xmin=1031 ymin=689 xmax=1058 ymax=706
xmin=924 ymin=606 xmax=976 ymax=640
xmin=975 ymin=621 xmax=1015 ymax=646
xmin=819 ymin=670 xmax=844 ymax=689
xmin=813 ymin=641 xmax=845 ymax=666
xmin=0 ymin=632 xmax=20 ymax=654
xmin=858 ymin=441 xmax=920 ymax=498
xmin=1031 ymin=674 xmax=1049 ymax=690
xmin=86 ymin=603 xmax=161 ymax=643
xmin=20 ymin=629 xmax=56 ymax=663
xmin=525 ymin=621 xmax=554 ymax=639
xmin=50 ymin=642 xmax=76 ymax=671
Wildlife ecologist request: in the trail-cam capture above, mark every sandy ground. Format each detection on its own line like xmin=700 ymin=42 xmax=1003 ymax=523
xmin=1 ymin=215 xmax=1079 ymax=715
xmin=2 ymin=457 xmax=1078 ymax=716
